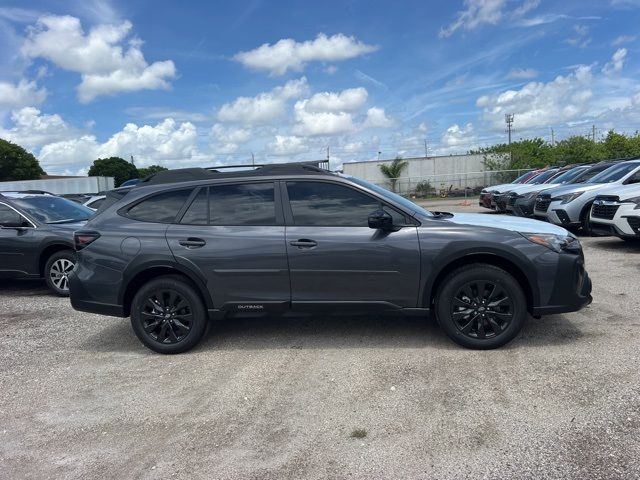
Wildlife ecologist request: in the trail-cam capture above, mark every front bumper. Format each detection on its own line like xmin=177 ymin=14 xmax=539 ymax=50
xmin=547 ymin=201 xmax=580 ymax=226
xmin=513 ymin=197 xmax=536 ymax=217
xmin=590 ymin=202 xmax=640 ymax=237
xmin=532 ymin=253 xmax=592 ymax=315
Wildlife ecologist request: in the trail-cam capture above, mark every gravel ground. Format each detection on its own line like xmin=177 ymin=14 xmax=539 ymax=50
xmin=1 ymin=200 xmax=639 ymax=479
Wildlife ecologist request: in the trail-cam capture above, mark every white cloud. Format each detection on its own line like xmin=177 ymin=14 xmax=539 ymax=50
xmin=603 ymin=48 xmax=627 ymax=75
xmin=267 ymin=135 xmax=309 ymax=156
xmin=0 ymin=79 xmax=47 ymax=109
xmin=21 ymin=15 xmax=176 ymax=102
xmin=442 ymin=123 xmax=476 ymax=147
xmin=440 ymin=0 xmax=507 ymax=38
xmin=303 ymin=87 xmax=368 ymax=112
xmin=292 ymin=101 xmax=355 ymax=136
xmin=507 ymin=68 xmax=538 ymax=79
xmin=612 ymin=34 xmax=636 ymax=46
xmin=511 ymin=0 xmax=540 ymax=17
xmin=0 ymin=107 xmax=73 ymax=149
xmin=363 ymin=107 xmax=395 ymax=128
xmin=217 ymin=77 xmax=309 ymax=125
xmin=210 ymin=124 xmax=251 ymax=153
xmin=477 ymin=65 xmax=594 ymax=130
xmin=233 ymin=33 xmax=378 ymax=76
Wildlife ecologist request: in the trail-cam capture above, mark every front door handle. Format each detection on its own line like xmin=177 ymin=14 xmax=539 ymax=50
xmin=289 ymin=238 xmax=318 ymax=248
xmin=179 ymin=237 xmax=206 ymax=248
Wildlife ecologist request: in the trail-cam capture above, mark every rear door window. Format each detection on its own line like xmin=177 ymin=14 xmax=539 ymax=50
xmin=126 ymin=189 xmax=193 ymax=223
xmin=209 ymin=183 xmax=276 ymax=226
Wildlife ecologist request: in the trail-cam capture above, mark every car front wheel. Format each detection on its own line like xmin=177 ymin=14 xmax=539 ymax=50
xmin=130 ymin=275 xmax=208 ymax=354
xmin=44 ymin=250 xmax=76 ymax=296
xmin=435 ymin=264 xmax=527 ymax=349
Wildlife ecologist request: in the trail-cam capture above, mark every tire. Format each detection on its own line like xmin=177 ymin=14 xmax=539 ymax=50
xmin=435 ymin=264 xmax=527 ymax=349
xmin=130 ymin=275 xmax=208 ymax=354
xmin=580 ymin=204 xmax=593 ymax=236
xmin=44 ymin=250 xmax=76 ymax=296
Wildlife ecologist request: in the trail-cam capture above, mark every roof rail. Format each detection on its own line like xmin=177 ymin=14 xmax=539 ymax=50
xmin=136 ymin=160 xmax=333 ymax=187
xmin=0 ymin=190 xmax=56 ymax=195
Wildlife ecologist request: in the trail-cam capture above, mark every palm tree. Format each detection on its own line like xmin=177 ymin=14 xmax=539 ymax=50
xmin=379 ymin=156 xmax=408 ymax=192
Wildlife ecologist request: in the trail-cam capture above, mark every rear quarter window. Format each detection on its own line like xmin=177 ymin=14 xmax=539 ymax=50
xmin=125 ymin=189 xmax=193 ymax=223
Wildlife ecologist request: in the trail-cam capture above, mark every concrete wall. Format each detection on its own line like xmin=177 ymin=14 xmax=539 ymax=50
xmin=0 ymin=176 xmax=114 ymax=194
xmin=342 ymin=153 xmax=510 ymax=195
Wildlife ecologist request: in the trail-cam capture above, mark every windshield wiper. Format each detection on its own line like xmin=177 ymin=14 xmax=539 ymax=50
xmin=431 ymin=211 xmax=454 ymax=218
xmin=46 ymin=218 xmax=87 ymax=224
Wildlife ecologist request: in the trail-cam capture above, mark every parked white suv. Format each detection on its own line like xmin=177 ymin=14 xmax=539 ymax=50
xmin=589 ymin=183 xmax=640 ymax=241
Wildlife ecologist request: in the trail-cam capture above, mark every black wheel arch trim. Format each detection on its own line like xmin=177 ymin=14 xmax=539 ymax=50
xmin=119 ymin=257 xmax=213 ymax=315
xmin=38 ymin=240 xmax=75 ymax=275
xmin=420 ymin=243 xmax=540 ymax=311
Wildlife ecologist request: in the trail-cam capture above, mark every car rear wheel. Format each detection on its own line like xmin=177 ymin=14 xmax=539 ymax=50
xmin=580 ymin=204 xmax=593 ymax=236
xmin=44 ymin=250 xmax=76 ymax=296
xmin=130 ymin=275 xmax=207 ymax=354
xmin=435 ymin=264 xmax=527 ymax=349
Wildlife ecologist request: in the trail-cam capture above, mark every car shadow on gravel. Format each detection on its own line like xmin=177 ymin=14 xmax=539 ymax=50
xmin=0 ymin=279 xmax=48 ymax=296
xmin=79 ymin=310 xmax=584 ymax=354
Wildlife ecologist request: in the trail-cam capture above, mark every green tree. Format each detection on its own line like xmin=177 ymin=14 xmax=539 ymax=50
xmin=0 ymin=138 xmax=45 ymax=181
xmin=551 ymin=136 xmax=604 ymax=165
xmin=88 ymin=157 xmax=138 ymax=187
xmin=602 ymin=130 xmax=633 ymax=159
xmin=379 ymin=156 xmax=408 ymax=192
xmin=137 ymin=165 xmax=168 ymax=178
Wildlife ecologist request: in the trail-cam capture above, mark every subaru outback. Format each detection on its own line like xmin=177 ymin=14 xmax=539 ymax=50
xmin=69 ymin=164 xmax=592 ymax=354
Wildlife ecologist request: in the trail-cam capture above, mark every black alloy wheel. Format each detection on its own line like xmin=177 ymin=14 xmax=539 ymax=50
xmin=131 ymin=275 xmax=208 ymax=354
xmin=451 ymin=281 xmax=514 ymax=339
xmin=436 ymin=264 xmax=527 ymax=349
xmin=141 ymin=289 xmax=193 ymax=344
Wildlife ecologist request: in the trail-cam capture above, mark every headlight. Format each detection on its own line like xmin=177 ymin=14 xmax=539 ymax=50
xmin=520 ymin=232 xmax=580 ymax=253
xmin=625 ymin=196 xmax=640 ymax=209
xmin=553 ymin=191 xmax=584 ymax=204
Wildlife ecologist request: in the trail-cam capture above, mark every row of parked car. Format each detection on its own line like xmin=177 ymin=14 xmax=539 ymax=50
xmin=479 ymin=158 xmax=640 ymax=241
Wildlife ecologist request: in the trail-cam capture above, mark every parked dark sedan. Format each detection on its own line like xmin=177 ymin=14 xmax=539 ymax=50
xmin=0 ymin=192 xmax=93 ymax=295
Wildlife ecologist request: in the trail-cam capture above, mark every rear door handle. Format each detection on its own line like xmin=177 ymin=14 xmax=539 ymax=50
xmin=179 ymin=237 xmax=206 ymax=248
xmin=289 ymin=239 xmax=318 ymax=248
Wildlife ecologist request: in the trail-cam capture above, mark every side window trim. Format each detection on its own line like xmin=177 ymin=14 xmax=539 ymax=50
xmin=175 ymin=187 xmax=206 ymax=224
xmin=0 ymin=202 xmax=37 ymax=228
xmin=282 ymin=179 xmax=415 ymax=227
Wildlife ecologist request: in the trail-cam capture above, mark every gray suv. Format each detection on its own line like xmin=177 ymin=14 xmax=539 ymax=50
xmin=69 ymin=164 xmax=592 ymax=354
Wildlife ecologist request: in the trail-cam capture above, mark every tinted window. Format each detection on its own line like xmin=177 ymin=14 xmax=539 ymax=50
xmin=0 ymin=203 xmax=23 ymax=226
xmin=590 ymin=163 xmax=640 ymax=183
xmin=11 ymin=196 xmax=93 ymax=224
xmin=181 ymin=188 xmax=208 ymax=225
xmin=209 ymin=183 xmax=275 ymax=226
xmin=287 ymin=181 xmax=403 ymax=226
xmin=531 ymin=170 xmax=558 ymax=184
xmin=126 ymin=189 xmax=192 ymax=223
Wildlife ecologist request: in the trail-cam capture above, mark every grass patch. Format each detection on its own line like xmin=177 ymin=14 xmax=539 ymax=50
xmin=350 ymin=428 xmax=367 ymax=439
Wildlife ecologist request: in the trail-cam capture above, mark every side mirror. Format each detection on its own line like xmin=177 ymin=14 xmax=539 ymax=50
xmin=368 ymin=209 xmax=394 ymax=231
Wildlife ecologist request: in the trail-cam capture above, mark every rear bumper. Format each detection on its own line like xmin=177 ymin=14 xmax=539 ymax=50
xmin=69 ymin=270 xmax=126 ymax=317
xmin=532 ymin=255 xmax=592 ymax=315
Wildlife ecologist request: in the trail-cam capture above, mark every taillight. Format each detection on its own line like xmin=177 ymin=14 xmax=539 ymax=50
xmin=74 ymin=231 xmax=100 ymax=251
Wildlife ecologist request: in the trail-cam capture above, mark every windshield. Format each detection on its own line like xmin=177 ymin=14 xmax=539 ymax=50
xmin=513 ymin=171 xmax=534 ymax=183
xmin=588 ymin=163 xmax=640 ymax=184
xmin=530 ymin=170 xmax=558 ymax=184
xmin=342 ymin=175 xmax=432 ymax=217
xmin=11 ymin=196 xmax=94 ymax=224
xmin=549 ymin=167 xmax=588 ymax=184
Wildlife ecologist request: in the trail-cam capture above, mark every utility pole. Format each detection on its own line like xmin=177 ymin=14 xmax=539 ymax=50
xmin=377 ymin=151 xmax=381 ymax=161
xmin=551 ymin=128 xmax=555 ymax=146
xmin=592 ymin=124 xmax=597 ymax=142
xmin=326 ymin=146 xmax=330 ymax=162
xmin=251 ymin=152 xmax=255 ymax=166
xmin=130 ymin=155 xmax=135 ymax=166
xmin=424 ymin=139 xmax=428 ymax=159
xmin=505 ymin=113 xmax=514 ymax=145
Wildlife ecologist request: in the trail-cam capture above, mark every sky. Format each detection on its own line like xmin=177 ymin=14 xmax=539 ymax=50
xmin=1 ymin=0 xmax=640 ymax=174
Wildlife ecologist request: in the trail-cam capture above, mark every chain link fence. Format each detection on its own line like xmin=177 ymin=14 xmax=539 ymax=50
xmin=373 ymin=169 xmax=533 ymax=199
